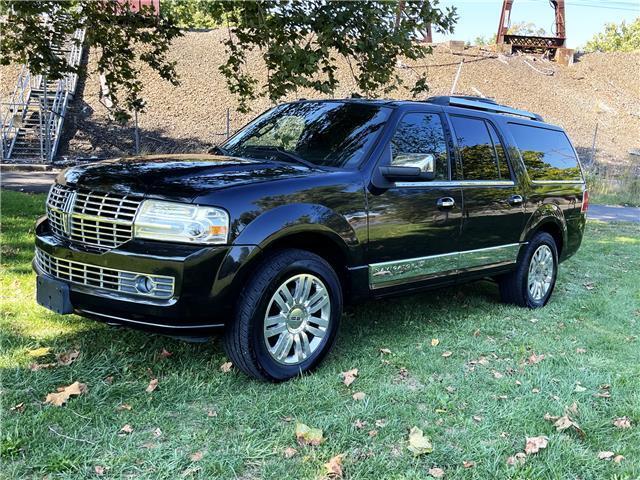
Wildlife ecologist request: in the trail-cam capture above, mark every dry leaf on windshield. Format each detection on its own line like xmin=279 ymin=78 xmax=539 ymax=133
xmin=524 ymin=436 xmax=548 ymax=455
xmin=428 ymin=467 xmax=445 ymax=478
xmin=56 ymin=349 xmax=80 ymax=366
xmin=220 ymin=361 xmax=233 ymax=373
xmin=325 ymin=454 xmax=343 ymax=478
xmin=146 ymin=378 xmax=159 ymax=393
xmin=44 ymin=381 xmax=87 ymax=407
xmin=295 ymin=422 xmax=324 ymax=446
xmin=407 ymin=427 xmax=433 ymax=456
xmin=352 ymin=391 xmax=366 ymax=401
xmin=341 ymin=368 xmax=358 ymax=387
xmin=613 ymin=417 xmax=631 ymax=428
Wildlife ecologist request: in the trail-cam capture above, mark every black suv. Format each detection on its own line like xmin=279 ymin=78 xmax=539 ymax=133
xmin=34 ymin=96 xmax=587 ymax=381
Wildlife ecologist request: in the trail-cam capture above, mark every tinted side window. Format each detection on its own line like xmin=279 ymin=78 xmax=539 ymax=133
xmin=509 ymin=124 xmax=582 ymax=181
xmin=487 ymin=123 xmax=511 ymax=180
xmin=450 ymin=116 xmax=500 ymax=181
xmin=390 ymin=113 xmax=449 ymax=180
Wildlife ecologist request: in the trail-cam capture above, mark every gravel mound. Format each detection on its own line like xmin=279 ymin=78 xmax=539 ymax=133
xmin=2 ymin=29 xmax=639 ymax=168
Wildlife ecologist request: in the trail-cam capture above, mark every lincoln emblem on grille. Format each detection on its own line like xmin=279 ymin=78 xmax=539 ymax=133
xmin=60 ymin=191 xmax=77 ymax=236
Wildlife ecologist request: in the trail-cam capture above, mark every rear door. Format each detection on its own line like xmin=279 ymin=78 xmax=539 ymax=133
xmin=447 ymin=114 xmax=526 ymax=273
xmin=366 ymin=108 xmax=463 ymax=290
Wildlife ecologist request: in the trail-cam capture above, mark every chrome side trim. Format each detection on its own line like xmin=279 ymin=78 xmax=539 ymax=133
xmin=369 ymin=243 xmax=523 ymax=288
xmin=77 ymin=309 xmax=224 ymax=329
xmin=395 ymin=180 xmax=515 ymax=188
xmin=531 ymin=180 xmax=585 ymax=185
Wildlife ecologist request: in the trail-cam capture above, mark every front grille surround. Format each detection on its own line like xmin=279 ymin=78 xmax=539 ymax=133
xmin=35 ymin=248 xmax=175 ymax=300
xmin=46 ymin=184 xmax=142 ymax=251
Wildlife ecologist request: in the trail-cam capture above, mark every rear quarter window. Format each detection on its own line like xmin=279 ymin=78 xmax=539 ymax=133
xmin=509 ymin=123 xmax=582 ymax=181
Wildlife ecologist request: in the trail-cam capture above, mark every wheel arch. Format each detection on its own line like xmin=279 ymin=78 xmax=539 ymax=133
xmin=522 ymin=204 xmax=567 ymax=259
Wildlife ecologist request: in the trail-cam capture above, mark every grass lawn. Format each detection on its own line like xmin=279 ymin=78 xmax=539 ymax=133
xmin=1 ymin=190 xmax=639 ymax=479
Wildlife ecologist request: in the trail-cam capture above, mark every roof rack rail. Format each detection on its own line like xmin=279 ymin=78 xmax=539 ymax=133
xmin=426 ymin=95 xmax=543 ymax=122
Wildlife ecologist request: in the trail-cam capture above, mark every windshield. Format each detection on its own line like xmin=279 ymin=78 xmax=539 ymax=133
xmin=222 ymin=101 xmax=392 ymax=168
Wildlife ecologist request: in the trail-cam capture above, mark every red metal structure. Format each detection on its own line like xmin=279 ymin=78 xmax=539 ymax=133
xmin=496 ymin=0 xmax=566 ymax=53
xmin=125 ymin=0 xmax=160 ymax=15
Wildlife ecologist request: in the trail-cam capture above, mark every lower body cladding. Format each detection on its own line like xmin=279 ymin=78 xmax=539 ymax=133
xmin=369 ymin=243 xmax=523 ymax=289
xmin=33 ymin=218 xmax=258 ymax=333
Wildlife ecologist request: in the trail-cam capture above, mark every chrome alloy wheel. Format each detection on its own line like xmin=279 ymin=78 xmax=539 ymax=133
xmin=527 ymin=245 xmax=554 ymax=301
xmin=263 ymin=274 xmax=331 ymax=365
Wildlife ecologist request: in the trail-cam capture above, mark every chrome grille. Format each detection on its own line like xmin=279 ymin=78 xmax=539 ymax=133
xmin=35 ymin=248 xmax=174 ymax=299
xmin=46 ymin=184 xmax=142 ymax=251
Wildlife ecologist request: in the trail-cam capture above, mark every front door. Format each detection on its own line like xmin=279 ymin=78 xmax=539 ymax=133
xmin=367 ymin=110 xmax=462 ymax=290
xmin=447 ymin=114 xmax=526 ymax=273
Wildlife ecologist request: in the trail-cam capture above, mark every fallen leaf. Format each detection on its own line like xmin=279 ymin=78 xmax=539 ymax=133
xmin=325 ymin=454 xmax=343 ymax=478
xmin=145 ymin=378 xmax=159 ymax=393
xmin=190 ymin=451 xmax=203 ymax=462
xmin=10 ymin=402 xmax=25 ymax=413
xmin=142 ymin=442 xmax=157 ymax=449
xmin=567 ymin=402 xmax=579 ymax=415
xmin=583 ymin=282 xmax=596 ymax=290
xmin=598 ymin=451 xmax=615 ymax=460
xmin=473 ymin=329 xmax=481 ymax=337
xmin=56 ymin=349 xmax=80 ymax=366
xmin=574 ymin=384 xmax=587 ymax=393
xmin=283 ymin=447 xmax=297 ymax=458
xmin=282 ymin=416 xmax=294 ymax=422
xmin=29 ymin=362 xmax=57 ymax=371
xmin=220 ymin=361 xmax=233 ymax=373
xmin=153 ymin=428 xmax=162 ymax=437
xmin=446 ymin=386 xmax=456 ymax=393
xmin=428 ymin=467 xmax=445 ymax=478
xmin=613 ymin=455 xmax=624 ymax=463
xmin=94 ymin=465 xmax=105 ymax=476
xmin=119 ymin=424 xmax=133 ymax=434
xmin=352 ymin=391 xmax=366 ymax=401
xmin=576 ymin=348 xmax=587 ymax=354
xmin=595 ymin=391 xmax=611 ymax=398
xmin=368 ymin=430 xmax=378 ymax=437
xmin=532 ymin=388 xmax=540 ymax=394
xmin=27 ymin=346 xmax=51 ymax=358
xmin=117 ymin=403 xmax=132 ymax=411
xmin=547 ymin=414 xmax=585 ymax=438
xmin=44 ymin=381 xmax=87 ymax=407
xmin=506 ymin=452 xmax=526 ymax=466
xmin=295 ymin=422 xmax=324 ymax=446
xmin=398 ymin=367 xmax=409 ymax=379
xmin=341 ymin=368 xmax=359 ymax=387
xmin=207 ymin=410 xmax=217 ymax=418
xmin=431 ymin=338 xmax=440 ymax=346
xmin=468 ymin=356 xmax=489 ymax=366
xmin=613 ymin=417 xmax=632 ymax=429
xmin=441 ymin=351 xmax=452 ymax=358
xmin=380 ymin=348 xmax=392 ymax=355
xmin=492 ymin=370 xmax=504 ymax=379
xmin=515 ymin=380 xmax=522 ymax=386
xmin=463 ymin=460 xmax=476 ymax=468
xmin=104 ymin=376 xmax=114 ymax=384
xmin=375 ymin=419 xmax=387 ymax=428
xmin=526 ymin=353 xmax=545 ymax=365
xmin=182 ymin=466 xmax=201 ymax=477
xmin=353 ymin=419 xmax=366 ymax=429
xmin=473 ymin=416 xmax=482 ymax=423
xmin=407 ymin=427 xmax=433 ymax=456
xmin=524 ymin=436 xmax=548 ymax=455
xmin=159 ymin=348 xmax=173 ymax=358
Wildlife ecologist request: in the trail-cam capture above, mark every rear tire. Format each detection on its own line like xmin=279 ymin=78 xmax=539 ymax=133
xmin=223 ymin=248 xmax=342 ymax=381
xmin=498 ymin=232 xmax=558 ymax=308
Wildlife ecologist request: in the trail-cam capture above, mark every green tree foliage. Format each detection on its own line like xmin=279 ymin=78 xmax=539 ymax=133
xmin=0 ymin=1 xmax=181 ymax=123
xmin=507 ymin=21 xmax=547 ymax=36
xmin=197 ymin=1 xmax=458 ymax=111
xmin=160 ymin=0 xmax=220 ymax=29
xmin=584 ymin=18 xmax=640 ymax=53
xmin=1 ymin=1 xmax=458 ymax=118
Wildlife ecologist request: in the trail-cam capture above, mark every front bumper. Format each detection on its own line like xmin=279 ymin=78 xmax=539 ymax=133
xmin=34 ymin=217 xmax=258 ymax=333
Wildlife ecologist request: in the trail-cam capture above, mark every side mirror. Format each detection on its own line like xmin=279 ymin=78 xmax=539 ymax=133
xmin=379 ymin=152 xmax=436 ymax=182
xmin=379 ymin=165 xmax=424 ymax=181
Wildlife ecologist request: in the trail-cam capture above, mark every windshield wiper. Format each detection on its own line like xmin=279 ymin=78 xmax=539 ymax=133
xmin=240 ymin=146 xmax=318 ymax=169
xmin=208 ymin=145 xmax=229 ymax=156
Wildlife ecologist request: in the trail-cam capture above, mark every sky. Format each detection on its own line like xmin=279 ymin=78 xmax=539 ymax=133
xmin=431 ymin=0 xmax=640 ymax=48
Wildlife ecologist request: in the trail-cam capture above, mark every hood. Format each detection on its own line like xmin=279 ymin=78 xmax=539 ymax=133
xmin=59 ymin=154 xmax=320 ymax=201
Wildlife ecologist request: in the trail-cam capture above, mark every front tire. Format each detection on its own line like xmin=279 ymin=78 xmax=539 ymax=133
xmin=223 ymin=249 xmax=342 ymax=381
xmin=498 ymin=232 xmax=558 ymax=308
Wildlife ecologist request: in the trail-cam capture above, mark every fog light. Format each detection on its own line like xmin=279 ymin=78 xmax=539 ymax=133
xmin=135 ymin=275 xmax=155 ymax=294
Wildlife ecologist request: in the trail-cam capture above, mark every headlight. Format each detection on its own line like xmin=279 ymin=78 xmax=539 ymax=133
xmin=133 ymin=200 xmax=229 ymax=244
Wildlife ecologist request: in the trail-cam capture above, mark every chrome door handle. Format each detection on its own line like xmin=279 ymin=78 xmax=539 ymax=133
xmin=437 ymin=197 xmax=455 ymax=208
xmin=508 ymin=195 xmax=523 ymax=206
